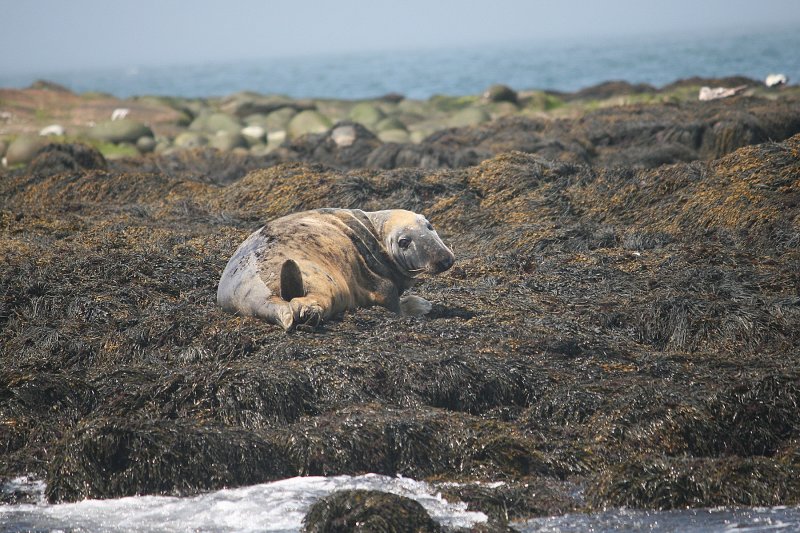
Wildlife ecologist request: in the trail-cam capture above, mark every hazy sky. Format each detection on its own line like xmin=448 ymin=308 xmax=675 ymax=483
xmin=2 ymin=0 xmax=799 ymax=74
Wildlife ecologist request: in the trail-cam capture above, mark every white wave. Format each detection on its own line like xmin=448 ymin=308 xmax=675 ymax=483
xmin=0 ymin=473 xmax=487 ymax=533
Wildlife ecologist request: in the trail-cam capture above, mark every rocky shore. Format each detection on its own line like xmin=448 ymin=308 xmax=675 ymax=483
xmin=1 ymin=78 xmax=799 ymax=531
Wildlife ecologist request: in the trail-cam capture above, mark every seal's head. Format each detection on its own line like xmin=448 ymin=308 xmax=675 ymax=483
xmin=369 ymin=209 xmax=455 ymax=277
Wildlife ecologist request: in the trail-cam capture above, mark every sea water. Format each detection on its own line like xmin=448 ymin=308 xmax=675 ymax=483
xmin=1 ymin=29 xmax=798 ymax=99
xmin=3 ymin=475 xmax=800 ymax=532
xmin=0 ymin=474 xmax=486 ymax=532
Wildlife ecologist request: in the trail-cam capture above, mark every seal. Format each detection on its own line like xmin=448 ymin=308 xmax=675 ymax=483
xmin=217 ymin=208 xmax=455 ymax=330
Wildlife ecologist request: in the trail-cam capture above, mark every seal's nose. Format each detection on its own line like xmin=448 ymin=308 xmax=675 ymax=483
xmin=436 ymin=253 xmax=454 ymax=272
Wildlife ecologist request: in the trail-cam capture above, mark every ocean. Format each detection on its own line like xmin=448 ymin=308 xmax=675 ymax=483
xmin=1 ymin=28 xmax=798 ymax=99
xmin=2 ymin=475 xmax=800 ymax=533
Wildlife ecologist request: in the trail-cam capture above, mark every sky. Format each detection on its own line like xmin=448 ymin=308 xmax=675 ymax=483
xmin=2 ymin=0 xmax=800 ymax=75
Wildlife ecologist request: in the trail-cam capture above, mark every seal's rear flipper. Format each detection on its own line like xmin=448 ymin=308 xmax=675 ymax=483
xmin=280 ymin=259 xmax=305 ymax=301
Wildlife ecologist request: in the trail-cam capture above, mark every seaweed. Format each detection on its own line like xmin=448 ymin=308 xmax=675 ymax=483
xmin=1 ymin=130 xmax=798 ymax=516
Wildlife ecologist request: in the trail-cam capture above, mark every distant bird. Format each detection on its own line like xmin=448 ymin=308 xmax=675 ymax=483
xmin=698 ymin=85 xmax=747 ymax=101
xmin=111 ymin=108 xmax=130 ymax=120
xmin=765 ymin=73 xmax=788 ymax=87
xmin=39 ymin=124 xmax=65 ymax=136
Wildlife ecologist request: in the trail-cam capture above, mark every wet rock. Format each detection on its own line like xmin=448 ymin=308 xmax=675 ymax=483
xmin=28 ymin=79 xmax=72 ymax=92
xmin=572 ymin=80 xmax=656 ymax=100
xmin=89 ymin=119 xmax=154 ymax=144
xmin=378 ymin=129 xmax=410 ymax=144
xmin=189 ymin=112 xmax=243 ymax=135
xmin=288 ymin=110 xmax=333 ymax=139
xmin=220 ymin=92 xmax=313 ymax=118
xmin=348 ymin=102 xmax=387 ymax=129
xmin=174 ymin=131 xmax=209 ymax=148
xmin=209 ymin=131 xmax=248 ymax=151
xmin=302 ymin=490 xmax=441 ymax=533
xmin=136 ymin=136 xmax=157 ymax=154
xmin=483 ymin=84 xmax=518 ymax=104
xmin=448 ymin=107 xmax=491 ymax=128
xmin=46 ymin=417 xmax=297 ymax=502
xmin=241 ymin=125 xmax=266 ymax=145
xmin=280 ymin=121 xmax=381 ymax=168
xmin=27 ymin=143 xmax=107 ymax=176
xmin=375 ymin=116 xmax=407 ymax=132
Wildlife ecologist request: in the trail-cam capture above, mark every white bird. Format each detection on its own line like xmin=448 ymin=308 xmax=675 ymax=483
xmin=698 ymin=85 xmax=747 ymax=101
xmin=765 ymin=74 xmax=788 ymax=87
xmin=111 ymin=108 xmax=130 ymax=120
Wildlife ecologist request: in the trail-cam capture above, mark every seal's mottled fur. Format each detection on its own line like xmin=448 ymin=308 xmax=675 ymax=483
xmin=217 ymin=208 xmax=454 ymax=330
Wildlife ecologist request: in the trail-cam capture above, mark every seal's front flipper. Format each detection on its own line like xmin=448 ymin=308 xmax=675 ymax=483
xmin=280 ymin=259 xmax=305 ymax=301
xmin=400 ymin=295 xmax=433 ymax=316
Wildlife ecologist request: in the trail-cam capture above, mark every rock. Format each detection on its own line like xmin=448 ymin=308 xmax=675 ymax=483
xmin=487 ymin=101 xmax=520 ymax=117
xmin=378 ymin=129 xmax=411 ymax=144
xmin=483 ymin=84 xmax=518 ymax=104
xmin=287 ymin=110 xmax=332 ymax=139
xmin=27 ymin=143 xmax=107 ymax=176
xmin=173 ymin=131 xmax=208 ymax=148
xmin=136 ymin=136 xmax=157 ymax=154
xmin=260 ymin=108 xmax=299 ymax=132
xmin=28 ymin=79 xmax=72 ymax=92
xmin=447 ymin=107 xmax=491 ymax=128
xmin=39 ymin=124 xmax=65 ymax=137
xmin=89 ymin=120 xmax=153 ymax=144
xmin=572 ymin=80 xmax=656 ymax=100
xmin=378 ymin=92 xmax=405 ymax=103
xmin=302 ymin=490 xmax=441 ymax=533
xmin=348 ymin=103 xmax=387 ymax=128
xmin=375 ymin=116 xmax=407 ymax=132
xmin=330 ymin=125 xmax=358 ymax=147
xmin=4 ymin=136 xmax=47 ymax=166
xmin=189 ymin=112 xmax=243 ymax=135
xmin=154 ymin=140 xmax=172 ymax=153
xmin=209 ymin=131 xmax=248 ymax=151
xmin=220 ymin=92 xmax=312 ymax=118
xmin=267 ymin=131 xmax=287 ymax=145
xmin=240 ymin=125 xmax=266 ymax=145
xmin=281 ymin=121 xmax=381 ymax=167
xmin=249 ymin=143 xmax=271 ymax=156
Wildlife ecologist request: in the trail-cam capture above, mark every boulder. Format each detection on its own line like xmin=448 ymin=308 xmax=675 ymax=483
xmin=240 ymin=125 xmax=266 ymax=145
xmin=4 ymin=136 xmax=47 ymax=166
xmin=189 ymin=112 xmax=242 ymax=135
xmin=447 ymin=107 xmax=491 ymax=128
xmin=302 ymin=490 xmax=441 ymax=533
xmin=220 ymin=92 xmax=312 ymax=118
xmin=375 ymin=116 xmax=407 ymax=132
xmin=287 ymin=110 xmax=332 ymax=139
xmin=89 ymin=120 xmax=153 ymax=144
xmin=136 ymin=136 xmax=157 ymax=154
xmin=259 ymin=108 xmax=299 ymax=132
xmin=27 ymin=143 xmax=107 ymax=176
xmin=378 ymin=129 xmax=411 ymax=144
xmin=173 ymin=131 xmax=208 ymax=148
xmin=209 ymin=132 xmax=248 ymax=151
xmin=483 ymin=83 xmax=518 ymax=104
xmin=348 ymin=103 xmax=387 ymax=128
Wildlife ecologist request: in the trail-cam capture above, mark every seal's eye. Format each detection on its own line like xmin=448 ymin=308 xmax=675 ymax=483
xmin=426 ymin=223 xmax=433 ymax=231
xmin=398 ymin=237 xmax=411 ymax=250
